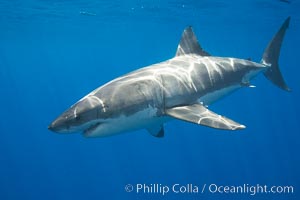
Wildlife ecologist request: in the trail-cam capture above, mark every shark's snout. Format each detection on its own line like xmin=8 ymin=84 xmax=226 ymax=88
xmin=48 ymin=122 xmax=56 ymax=132
xmin=48 ymin=117 xmax=70 ymax=133
xmin=48 ymin=96 xmax=104 ymax=134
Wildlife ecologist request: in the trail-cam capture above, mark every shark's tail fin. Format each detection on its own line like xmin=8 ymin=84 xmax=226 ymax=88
xmin=261 ymin=16 xmax=291 ymax=91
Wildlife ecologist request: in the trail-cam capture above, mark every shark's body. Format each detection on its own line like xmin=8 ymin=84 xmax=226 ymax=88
xmin=49 ymin=17 xmax=291 ymax=138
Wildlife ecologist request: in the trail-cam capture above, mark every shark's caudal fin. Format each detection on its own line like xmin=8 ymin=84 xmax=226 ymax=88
xmin=261 ymin=17 xmax=291 ymax=91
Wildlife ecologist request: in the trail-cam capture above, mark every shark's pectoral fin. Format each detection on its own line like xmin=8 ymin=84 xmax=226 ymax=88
xmin=147 ymin=125 xmax=164 ymax=137
xmin=165 ymin=104 xmax=245 ymax=131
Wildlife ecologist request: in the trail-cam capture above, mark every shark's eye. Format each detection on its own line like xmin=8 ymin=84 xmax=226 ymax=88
xmin=75 ymin=115 xmax=81 ymax=121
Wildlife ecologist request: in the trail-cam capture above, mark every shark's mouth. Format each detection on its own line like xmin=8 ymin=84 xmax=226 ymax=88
xmin=83 ymin=122 xmax=101 ymax=135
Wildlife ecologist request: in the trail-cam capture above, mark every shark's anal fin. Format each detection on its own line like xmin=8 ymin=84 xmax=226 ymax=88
xmin=176 ymin=26 xmax=211 ymax=57
xmin=147 ymin=125 xmax=164 ymax=137
xmin=166 ymin=104 xmax=245 ymax=131
xmin=241 ymin=81 xmax=256 ymax=88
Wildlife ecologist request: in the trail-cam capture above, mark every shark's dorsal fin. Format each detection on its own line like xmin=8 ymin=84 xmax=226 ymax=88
xmin=147 ymin=125 xmax=164 ymax=137
xmin=176 ymin=26 xmax=211 ymax=57
xmin=165 ymin=103 xmax=245 ymax=130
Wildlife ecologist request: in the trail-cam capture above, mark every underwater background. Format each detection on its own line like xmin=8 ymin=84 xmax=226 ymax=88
xmin=0 ymin=0 xmax=299 ymax=199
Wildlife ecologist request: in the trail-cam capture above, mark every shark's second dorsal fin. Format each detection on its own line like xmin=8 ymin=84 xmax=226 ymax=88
xmin=176 ymin=26 xmax=210 ymax=57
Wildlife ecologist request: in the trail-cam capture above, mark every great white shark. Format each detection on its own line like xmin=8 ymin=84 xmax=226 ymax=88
xmin=49 ymin=17 xmax=291 ymax=138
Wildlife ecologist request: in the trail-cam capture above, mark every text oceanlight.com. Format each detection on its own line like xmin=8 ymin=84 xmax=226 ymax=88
xmin=124 ymin=183 xmax=294 ymax=196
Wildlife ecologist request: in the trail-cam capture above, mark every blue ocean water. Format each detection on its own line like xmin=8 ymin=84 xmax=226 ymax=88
xmin=0 ymin=0 xmax=299 ymax=199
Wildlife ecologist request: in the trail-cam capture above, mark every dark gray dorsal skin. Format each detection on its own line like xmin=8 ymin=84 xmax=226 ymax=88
xmin=48 ymin=17 xmax=290 ymax=138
